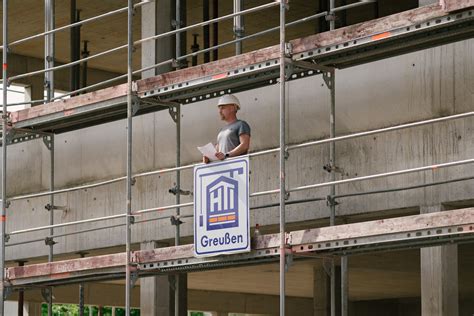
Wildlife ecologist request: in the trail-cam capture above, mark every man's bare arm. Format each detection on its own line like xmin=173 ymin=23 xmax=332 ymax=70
xmin=228 ymin=134 xmax=250 ymax=157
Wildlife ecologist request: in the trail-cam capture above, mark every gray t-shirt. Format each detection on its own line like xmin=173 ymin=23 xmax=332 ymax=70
xmin=217 ymin=120 xmax=251 ymax=154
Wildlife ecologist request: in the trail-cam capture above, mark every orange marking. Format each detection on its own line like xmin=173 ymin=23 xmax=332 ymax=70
xmin=217 ymin=216 xmax=227 ymax=222
xmin=209 ymin=218 xmax=218 ymax=223
xmin=371 ymin=32 xmax=391 ymax=41
xmin=227 ymin=215 xmax=236 ymax=220
xmin=2 ymin=63 xmax=7 ymax=70
xmin=212 ymin=73 xmax=228 ymax=80
xmin=51 ymin=272 xmax=71 ymax=279
xmin=0 ymin=215 xmax=5 ymax=222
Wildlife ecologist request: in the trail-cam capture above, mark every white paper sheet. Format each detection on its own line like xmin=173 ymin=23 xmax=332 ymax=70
xmin=197 ymin=142 xmax=218 ymax=161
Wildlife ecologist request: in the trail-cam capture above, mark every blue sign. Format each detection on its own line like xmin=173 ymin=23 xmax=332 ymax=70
xmin=194 ymin=158 xmax=250 ymax=257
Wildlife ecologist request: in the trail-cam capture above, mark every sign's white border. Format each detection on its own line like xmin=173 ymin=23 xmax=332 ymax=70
xmin=193 ymin=157 xmax=250 ymax=257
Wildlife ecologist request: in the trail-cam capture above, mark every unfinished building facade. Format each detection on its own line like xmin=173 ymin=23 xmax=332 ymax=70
xmin=1 ymin=0 xmax=474 ymax=315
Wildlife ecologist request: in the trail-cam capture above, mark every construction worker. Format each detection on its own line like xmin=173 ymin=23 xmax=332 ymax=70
xmin=203 ymin=94 xmax=251 ymax=163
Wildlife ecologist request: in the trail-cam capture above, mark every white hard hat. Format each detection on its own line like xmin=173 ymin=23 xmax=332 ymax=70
xmin=217 ymin=94 xmax=240 ymax=110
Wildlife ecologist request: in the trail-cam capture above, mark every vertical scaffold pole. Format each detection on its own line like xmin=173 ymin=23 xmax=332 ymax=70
xmin=233 ymin=0 xmax=243 ymax=55
xmin=279 ymin=0 xmax=287 ymax=315
xmin=45 ymin=0 xmax=55 ymax=101
xmin=327 ymin=1 xmax=337 ymax=315
xmin=45 ymin=1 xmax=55 ymax=314
xmin=174 ymin=103 xmax=182 ymax=316
xmin=173 ymin=0 xmax=185 ymax=306
xmin=0 ymin=0 xmax=8 ymax=314
xmin=174 ymin=0 xmax=183 ymax=312
xmin=341 ymin=254 xmax=348 ymax=316
xmin=125 ymin=0 xmax=133 ymax=315
xmin=329 ymin=69 xmax=336 ymax=316
xmin=175 ymin=0 xmax=181 ymax=67
xmin=48 ymin=134 xmax=55 ymax=316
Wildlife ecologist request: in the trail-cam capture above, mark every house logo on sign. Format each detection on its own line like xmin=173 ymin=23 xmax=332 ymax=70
xmin=205 ymin=175 xmax=239 ymax=231
xmin=194 ymin=158 xmax=250 ymax=257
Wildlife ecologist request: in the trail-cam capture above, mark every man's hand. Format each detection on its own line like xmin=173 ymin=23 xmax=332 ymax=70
xmin=215 ymin=152 xmax=226 ymax=160
xmin=203 ymin=156 xmax=210 ymax=164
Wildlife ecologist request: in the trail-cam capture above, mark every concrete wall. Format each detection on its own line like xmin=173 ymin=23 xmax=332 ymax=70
xmin=4 ymin=38 xmax=474 ymax=260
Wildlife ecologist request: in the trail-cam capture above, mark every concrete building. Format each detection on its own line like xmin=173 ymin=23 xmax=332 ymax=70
xmin=1 ymin=0 xmax=473 ymax=315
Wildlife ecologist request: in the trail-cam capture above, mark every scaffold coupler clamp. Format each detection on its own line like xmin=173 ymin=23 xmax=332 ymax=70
xmin=284 ymin=233 xmax=293 ymax=271
xmin=285 ymin=42 xmax=293 ymax=57
xmin=131 ymin=95 xmax=142 ymax=116
xmin=171 ymin=58 xmax=188 ymax=69
xmin=284 ymin=191 xmax=290 ymax=201
xmin=168 ymin=104 xmax=179 ymax=122
xmin=326 ymin=195 xmax=339 ymax=207
xmin=170 ymin=215 xmax=183 ymax=226
xmin=171 ymin=18 xmax=184 ymax=29
xmin=325 ymin=11 xmax=336 ymax=22
xmin=323 ymin=163 xmax=342 ymax=174
xmin=44 ymin=237 xmax=57 ymax=246
xmin=169 ymin=186 xmax=192 ymax=196
xmin=131 ymin=177 xmax=137 ymax=186
xmin=1 ymin=110 xmax=11 ymax=121
xmin=129 ymin=214 xmax=136 ymax=225
xmin=130 ymin=268 xmax=139 ymax=288
xmin=41 ymin=288 xmax=52 ymax=302
xmin=284 ymin=145 xmax=290 ymax=159
xmin=276 ymin=0 xmax=290 ymax=10
xmin=233 ymin=26 xmax=245 ymax=39
xmin=284 ymin=57 xmax=294 ymax=80
xmin=4 ymin=234 xmax=10 ymax=243
xmin=5 ymin=200 xmax=11 ymax=209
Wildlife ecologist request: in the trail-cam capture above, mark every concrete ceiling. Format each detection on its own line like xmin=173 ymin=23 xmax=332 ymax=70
xmin=102 ymin=244 xmax=473 ymax=301
xmin=190 ymin=243 xmax=474 ymax=301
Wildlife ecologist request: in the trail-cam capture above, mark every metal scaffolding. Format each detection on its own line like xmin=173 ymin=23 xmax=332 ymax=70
xmin=0 ymin=0 xmax=474 ymax=315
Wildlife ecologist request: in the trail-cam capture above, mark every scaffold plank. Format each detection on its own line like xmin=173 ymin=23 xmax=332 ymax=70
xmin=7 ymin=253 xmax=126 ymax=280
xmin=291 ymin=4 xmax=444 ymax=55
xmin=10 ymin=84 xmax=128 ymax=125
xmin=444 ymin=0 xmax=474 ymax=12
xmin=6 ymin=208 xmax=473 ymax=287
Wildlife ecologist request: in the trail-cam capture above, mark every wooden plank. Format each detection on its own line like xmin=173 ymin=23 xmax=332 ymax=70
xmin=287 ymin=208 xmax=474 ymax=247
xmin=135 ymin=46 xmax=280 ymax=93
xmin=10 ymin=84 xmax=128 ymax=124
xmin=6 ymin=252 xmax=126 ymax=280
xmin=133 ymin=244 xmax=194 ymax=264
xmin=444 ymin=0 xmax=474 ymax=12
xmin=291 ymin=4 xmax=446 ymax=54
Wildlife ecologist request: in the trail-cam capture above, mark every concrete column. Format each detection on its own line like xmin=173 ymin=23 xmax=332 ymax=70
xmin=313 ymin=263 xmax=330 ymax=316
xmin=26 ymin=301 xmax=42 ymax=316
xmin=420 ymin=205 xmax=459 ymax=316
xmin=140 ymin=241 xmax=173 ymax=316
xmin=24 ymin=76 xmax=44 ymax=107
xmin=141 ymin=0 xmax=174 ymax=78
